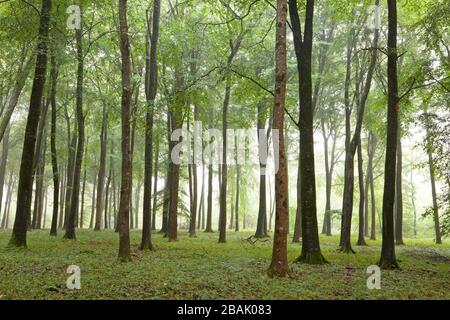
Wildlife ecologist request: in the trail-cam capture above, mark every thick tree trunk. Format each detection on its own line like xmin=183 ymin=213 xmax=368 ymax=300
xmin=9 ymin=0 xmax=52 ymax=247
xmin=290 ymin=0 xmax=326 ymax=264
xmin=379 ymin=0 xmax=400 ymax=269
xmin=268 ymin=0 xmax=289 ymax=277
xmin=118 ymin=0 xmax=132 ymax=261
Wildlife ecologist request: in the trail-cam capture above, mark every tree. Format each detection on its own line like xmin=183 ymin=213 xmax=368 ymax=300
xmin=49 ymin=53 xmax=59 ymax=236
xmin=64 ymin=2 xmax=85 ymax=240
xmin=268 ymin=0 xmax=289 ymax=277
xmin=117 ymin=0 xmax=132 ymax=261
xmin=289 ymin=0 xmax=326 ymax=264
xmin=8 ymin=0 xmax=52 ymax=247
xmin=141 ymin=0 xmax=161 ymax=250
xmin=379 ymin=0 xmax=400 ymax=270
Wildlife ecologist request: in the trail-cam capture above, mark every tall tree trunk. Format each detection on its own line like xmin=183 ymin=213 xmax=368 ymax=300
xmin=235 ymin=163 xmax=240 ymax=232
xmin=255 ymin=102 xmax=268 ymax=238
xmin=160 ymin=109 xmax=171 ymax=235
xmin=64 ymin=7 xmax=85 ymax=240
xmin=292 ymin=137 xmax=302 ymax=242
xmin=118 ymin=0 xmax=132 ymax=261
xmin=31 ymin=97 xmax=49 ymax=229
xmin=395 ymin=136 xmax=404 ymax=245
xmin=0 ymin=126 xmax=10 ymax=219
xmin=58 ymin=165 xmax=66 ymax=229
xmin=63 ymin=110 xmax=77 ymax=229
xmin=205 ymin=164 xmax=213 ymax=232
xmin=427 ymin=140 xmax=442 ymax=244
xmin=95 ymin=103 xmax=108 ymax=231
xmin=49 ymin=53 xmax=59 ymax=236
xmin=89 ymin=174 xmax=97 ymax=229
xmin=151 ymin=140 xmax=159 ymax=231
xmin=268 ymin=0 xmax=289 ymax=277
xmin=369 ymin=133 xmax=377 ymax=240
xmin=289 ymin=0 xmax=326 ymax=264
xmin=104 ymin=167 xmax=112 ymax=229
xmin=9 ymin=0 xmax=52 ymax=247
xmin=79 ymin=140 xmax=88 ymax=228
xmin=379 ymin=0 xmax=400 ymax=269
xmin=410 ymin=169 xmax=417 ymax=237
xmin=1 ymin=171 xmax=14 ymax=229
xmin=356 ymin=143 xmax=367 ymax=246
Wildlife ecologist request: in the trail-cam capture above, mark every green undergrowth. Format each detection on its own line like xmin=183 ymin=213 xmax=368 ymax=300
xmin=0 ymin=229 xmax=448 ymax=300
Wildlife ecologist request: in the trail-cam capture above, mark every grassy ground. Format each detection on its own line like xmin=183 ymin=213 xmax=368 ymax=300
xmin=0 ymin=229 xmax=449 ymax=300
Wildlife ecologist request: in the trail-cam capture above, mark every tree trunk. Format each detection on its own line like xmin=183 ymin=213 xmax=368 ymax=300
xmin=151 ymin=140 xmax=159 ymax=231
xmin=79 ymin=142 xmax=87 ymax=228
xmin=255 ymin=102 xmax=268 ymax=238
xmin=356 ymin=143 xmax=367 ymax=246
xmin=9 ymin=0 xmax=52 ymax=247
xmin=235 ymin=163 xmax=240 ymax=232
xmin=118 ymin=0 xmax=132 ymax=261
xmin=0 ymin=126 xmax=10 ymax=220
xmin=427 ymin=142 xmax=442 ymax=244
xmin=268 ymin=0 xmax=289 ymax=277
xmin=410 ymin=169 xmax=417 ymax=237
xmin=395 ymin=136 xmax=404 ymax=245
xmin=94 ymin=103 xmax=108 ymax=231
xmin=289 ymin=0 xmax=326 ymax=264
xmin=89 ymin=174 xmax=97 ymax=229
xmin=205 ymin=164 xmax=213 ymax=232
xmin=379 ymin=0 xmax=400 ymax=269
xmin=64 ymin=10 xmax=85 ymax=240
xmin=1 ymin=171 xmax=14 ymax=229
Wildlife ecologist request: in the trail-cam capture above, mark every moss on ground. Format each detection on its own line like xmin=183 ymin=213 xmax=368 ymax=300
xmin=0 ymin=230 xmax=449 ymax=299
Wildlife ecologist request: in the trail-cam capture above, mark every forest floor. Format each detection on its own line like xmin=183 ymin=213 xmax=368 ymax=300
xmin=0 ymin=229 xmax=449 ymax=300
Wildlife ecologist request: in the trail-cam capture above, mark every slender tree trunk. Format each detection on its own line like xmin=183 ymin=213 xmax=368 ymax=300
xmin=379 ymin=0 xmax=400 ymax=269
xmin=89 ymin=174 xmax=96 ymax=229
xmin=205 ymin=164 xmax=213 ymax=232
xmin=395 ymin=136 xmax=404 ymax=245
xmin=427 ymin=142 xmax=442 ymax=244
xmin=58 ymin=165 xmax=65 ymax=229
xmin=9 ymin=0 xmax=52 ymax=247
xmin=410 ymin=169 xmax=417 ymax=237
xmin=356 ymin=143 xmax=367 ymax=246
xmin=235 ymin=163 xmax=240 ymax=232
xmin=369 ymin=134 xmax=377 ymax=240
xmin=268 ymin=0 xmax=289 ymax=277
xmin=64 ymin=8 xmax=85 ymax=240
xmin=49 ymin=52 xmax=59 ymax=235
xmin=118 ymin=0 xmax=132 ymax=261
xmin=0 ymin=126 xmax=10 ymax=219
xmin=255 ymin=102 xmax=268 ymax=238
xmin=79 ymin=142 xmax=87 ymax=228
xmin=151 ymin=140 xmax=159 ymax=231
xmin=1 ymin=172 xmax=14 ymax=229
xmin=95 ymin=103 xmax=108 ymax=231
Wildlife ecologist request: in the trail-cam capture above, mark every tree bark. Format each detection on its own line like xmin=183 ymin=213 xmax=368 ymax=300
xmin=268 ymin=0 xmax=289 ymax=277
xmin=395 ymin=135 xmax=404 ymax=245
xmin=379 ymin=0 xmax=400 ymax=269
xmin=118 ymin=0 xmax=132 ymax=261
xmin=289 ymin=0 xmax=326 ymax=264
xmin=64 ymin=7 xmax=85 ymax=240
xmin=94 ymin=103 xmax=108 ymax=231
xmin=356 ymin=143 xmax=367 ymax=246
xmin=9 ymin=0 xmax=52 ymax=247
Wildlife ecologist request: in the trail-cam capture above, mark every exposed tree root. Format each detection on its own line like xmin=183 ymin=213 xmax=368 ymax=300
xmin=242 ymin=235 xmax=271 ymax=245
xmin=295 ymin=252 xmax=328 ymax=265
